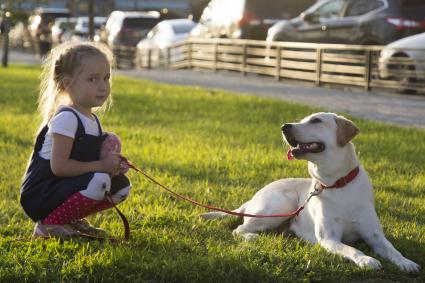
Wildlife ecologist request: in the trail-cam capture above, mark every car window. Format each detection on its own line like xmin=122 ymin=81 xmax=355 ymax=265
xmin=311 ymin=0 xmax=347 ymax=21
xmin=123 ymin=18 xmax=160 ymax=29
xmin=345 ymin=0 xmax=384 ymax=17
xmin=400 ymin=0 xmax=425 ymax=6
xmin=41 ymin=13 xmax=70 ymax=25
xmin=172 ymin=23 xmax=195 ymax=34
xmin=245 ymin=0 xmax=316 ymax=18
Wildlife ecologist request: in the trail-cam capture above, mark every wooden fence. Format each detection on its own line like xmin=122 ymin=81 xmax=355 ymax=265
xmin=3 ymin=34 xmax=424 ymax=94
xmin=129 ymin=37 xmax=425 ymax=94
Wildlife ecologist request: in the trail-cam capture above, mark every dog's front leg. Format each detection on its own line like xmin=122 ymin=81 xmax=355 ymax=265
xmin=363 ymin=229 xmax=420 ymax=272
xmin=315 ymin=224 xmax=382 ymax=269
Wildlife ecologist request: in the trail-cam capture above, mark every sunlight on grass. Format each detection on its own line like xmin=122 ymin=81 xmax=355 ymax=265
xmin=0 ymin=65 xmax=423 ymax=282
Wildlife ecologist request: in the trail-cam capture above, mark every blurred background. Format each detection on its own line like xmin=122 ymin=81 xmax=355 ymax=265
xmin=1 ymin=0 xmax=425 ymax=94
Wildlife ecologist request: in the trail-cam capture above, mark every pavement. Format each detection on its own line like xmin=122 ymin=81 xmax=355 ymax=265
xmin=119 ymin=68 xmax=425 ymax=129
xmin=4 ymin=49 xmax=425 ymax=129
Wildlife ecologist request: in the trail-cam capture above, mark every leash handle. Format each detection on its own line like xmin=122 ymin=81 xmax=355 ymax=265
xmin=121 ymin=156 xmax=316 ymax=218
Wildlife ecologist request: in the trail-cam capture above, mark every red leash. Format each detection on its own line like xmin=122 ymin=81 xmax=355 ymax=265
xmin=122 ymin=157 xmax=321 ymax=218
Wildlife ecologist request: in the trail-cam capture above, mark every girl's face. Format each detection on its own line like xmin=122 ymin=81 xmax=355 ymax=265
xmin=67 ymin=55 xmax=111 ymax=116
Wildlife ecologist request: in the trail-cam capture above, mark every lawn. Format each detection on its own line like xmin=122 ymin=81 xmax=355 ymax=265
xmin=0 ymin=65 xmax=424 ymax=282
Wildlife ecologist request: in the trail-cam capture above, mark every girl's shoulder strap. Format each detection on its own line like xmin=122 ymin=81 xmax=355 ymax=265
xmin=33 ymin=125 xmax=49 ymax=153
xmin=56 ymin=107 xmax=85 ymax=138
xmin=92 ymin=113 xmax=103 ymax=135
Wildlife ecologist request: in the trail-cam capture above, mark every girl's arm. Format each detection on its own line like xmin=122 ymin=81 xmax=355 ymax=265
xmin=50 ymin=133 xmax=121 ymax=177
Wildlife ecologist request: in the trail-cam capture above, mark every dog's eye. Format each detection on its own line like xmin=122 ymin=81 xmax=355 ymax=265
xmin=310 ymin=118 xmax=322 ymax=124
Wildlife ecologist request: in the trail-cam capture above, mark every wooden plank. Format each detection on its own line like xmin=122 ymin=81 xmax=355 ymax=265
xmin=371 ymin=79 xmax=425 ymax=91
xmin=280 ymin=69 xmax=316 ymax=81
xmin=320 ymin=74 xmax=365 ymax=85
xmin=217 ymin=62 xmax=243 ymax=71
xmin=322 ymin=53 xmax=365 ymax=63
xmin=191 ymin=53 xmax=215 ymax=61
xmin=218 ymin=54 xmax=242 ymax=63
xmin=322 ymin=63 xmax=365 ymax=75
xmin=245 ymin=65 xmax=276 ymax=76
xmin=191 ymin=60 xmax=215 ymax=69
xmin=191 ymin=44 xmax=215 ymax=53
xmin=281 ymin=60 xmax=317 ymax=71
xmin=169 ymin=60 xmax=188 ymax=69
xmin=246 ymin=47 xmax=268 ymax=57
xmin=246 ymin=57 xmax=270 ymax=66
xmin=217 ymin=45 xmax=244 ymax=54
xmin=281 ymin=50 xmax=316 ymax=60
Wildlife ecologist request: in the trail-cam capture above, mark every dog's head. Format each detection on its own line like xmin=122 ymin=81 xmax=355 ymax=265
xmin=281 ymin=112 xmax=359 ymax=161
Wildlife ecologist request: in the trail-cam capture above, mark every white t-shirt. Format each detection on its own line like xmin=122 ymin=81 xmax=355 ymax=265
xmin=38 ymin=106 xmax=101 ymax=159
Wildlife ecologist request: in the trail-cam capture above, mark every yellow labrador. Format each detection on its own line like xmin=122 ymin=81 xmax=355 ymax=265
xmin=202 ymin=112 xmax=420 ymax=272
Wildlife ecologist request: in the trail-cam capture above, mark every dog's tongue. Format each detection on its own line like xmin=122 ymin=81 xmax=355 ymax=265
xmin=287 ymin=148 xmax=294 ymax=160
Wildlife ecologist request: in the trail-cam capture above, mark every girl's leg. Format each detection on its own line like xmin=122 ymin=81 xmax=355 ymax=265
xmin=85 ymin=185 xmax=132 ymax=213
xmin=42 ymin=172 xmax=111 ymax=225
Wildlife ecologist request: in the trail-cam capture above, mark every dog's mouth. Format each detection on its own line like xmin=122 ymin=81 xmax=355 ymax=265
xmin=285 ymin=136 xmax=325 ymax=160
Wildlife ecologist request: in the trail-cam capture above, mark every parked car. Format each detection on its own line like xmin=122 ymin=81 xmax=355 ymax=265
xmin=378 ymin=32 xmax=425 ymax=92
xmin=190 ymin=0 xmax=316 ymax=40
xmin=28 ymin=8 xmax=70 ymax=55
xmin=71 ymin=16 xmax=106 ymax=42
xmin=135 ymin=18 xmax=195 ymax=66
xmin=51 ymin=17 xmax=77 ymax=46
xmin=9 ymin=21 xmax=32 ymax=49
xmin=101 ymin=11 xmax=161 ymax=48
xmin=267 ymin=0 xmax=425 ymax=45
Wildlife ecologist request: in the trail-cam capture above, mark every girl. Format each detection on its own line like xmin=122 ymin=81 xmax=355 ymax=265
xmin=20 ymin=41 xmax=131 ymax=238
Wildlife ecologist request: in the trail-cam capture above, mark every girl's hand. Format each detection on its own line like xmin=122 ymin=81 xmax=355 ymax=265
xmin=100 ymin=132 xmax=129 ymax=175
xmin=100 ymin=152 xmax=122 ymax=176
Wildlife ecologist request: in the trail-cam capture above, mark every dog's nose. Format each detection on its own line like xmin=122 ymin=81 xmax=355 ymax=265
xmin=281 ymin=123 xmax=292 ymax=133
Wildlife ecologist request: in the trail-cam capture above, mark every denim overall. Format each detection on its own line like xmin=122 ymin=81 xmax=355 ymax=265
xmin=20 ymin=107 xmax=129 ymax=222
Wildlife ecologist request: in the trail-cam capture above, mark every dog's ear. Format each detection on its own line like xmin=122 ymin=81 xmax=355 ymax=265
xmin=335 ymin=115 xmax=359 ymax=146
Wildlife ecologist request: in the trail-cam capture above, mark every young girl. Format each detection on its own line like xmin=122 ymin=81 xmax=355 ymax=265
xmin=20 ymin=41 xmax=131 ymax=238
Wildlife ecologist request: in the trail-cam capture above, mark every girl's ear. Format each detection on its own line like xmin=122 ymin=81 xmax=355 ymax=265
xmin=61 ymin=76 xmax=73 ymax=91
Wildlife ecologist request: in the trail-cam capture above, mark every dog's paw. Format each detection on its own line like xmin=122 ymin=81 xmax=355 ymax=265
xmin=232 ymin=230 xmax=259 ymax=242
xmin=396 ymin=258 xmax=421 ymax=273
xmin=356 ymin=256 xmax=382 ymax=270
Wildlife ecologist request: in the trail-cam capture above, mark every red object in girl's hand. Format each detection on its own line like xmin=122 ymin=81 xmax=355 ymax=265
xmin=100 ymin=133 xmax=130 ymax=174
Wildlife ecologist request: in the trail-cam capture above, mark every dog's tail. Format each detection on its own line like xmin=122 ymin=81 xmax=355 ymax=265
xmin=200 ymin=201 xmax=250 ymax=220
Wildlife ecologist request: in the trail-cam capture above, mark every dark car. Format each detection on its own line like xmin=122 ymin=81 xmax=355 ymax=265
xmin=102 ymin=11 xmax=161 ymax=47
xmin=190 ymin=0 xmax=316 ymax=40
xmin=28 ymin=8 xmax=70 ymax=55
xmin=267 ymin=0 xmax=425 ymax=45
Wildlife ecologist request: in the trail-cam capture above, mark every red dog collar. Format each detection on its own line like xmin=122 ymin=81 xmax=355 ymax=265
xmin=319 ymin=167 xmax=360 ymax=189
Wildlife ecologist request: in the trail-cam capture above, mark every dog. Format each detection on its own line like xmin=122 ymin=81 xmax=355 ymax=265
xmin=201 ymin=112 xmax=420 ymax=272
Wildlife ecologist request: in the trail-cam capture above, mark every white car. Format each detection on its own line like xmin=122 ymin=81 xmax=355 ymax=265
xmin=71 ymin=16 xmax=107 ymax=42
xmin=379 ymin=32 xmax=425 ymax=89
xmin=135 ymin=19 xmax=196 ymax=67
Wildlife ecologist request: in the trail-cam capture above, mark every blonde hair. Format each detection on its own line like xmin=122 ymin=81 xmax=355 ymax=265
xmin=38 ymin=41 xmax=115 ymax=126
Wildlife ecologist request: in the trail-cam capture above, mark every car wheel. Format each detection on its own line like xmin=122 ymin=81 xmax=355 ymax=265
xmin=388 ymin=53 xmax=416 ymax=94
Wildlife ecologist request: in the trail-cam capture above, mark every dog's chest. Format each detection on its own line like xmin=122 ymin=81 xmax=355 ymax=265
xmin=290 ymin=188 xmax=368 ymax=242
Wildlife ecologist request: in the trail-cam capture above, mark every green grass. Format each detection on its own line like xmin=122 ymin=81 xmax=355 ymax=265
xmin=0 ymin=65 xmax=424 ymax=282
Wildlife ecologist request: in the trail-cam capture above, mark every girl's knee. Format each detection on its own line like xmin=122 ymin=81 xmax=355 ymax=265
xmin=80 ymin=173 xmax=111 ymax=200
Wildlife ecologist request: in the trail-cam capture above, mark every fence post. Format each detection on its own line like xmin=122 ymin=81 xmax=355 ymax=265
xmin=1 ymin=8 xmax=10 ymax=68
xmin=275 ymin=46 xmax=281 ymax=81
xmin=166 ymin=47 xmax=171 ymax=68
xmin=315 ymin=47 xmax=322 ymax=86
xmin=213 ymin=42 xmax=218 ymax=72
xmin=242 ymin=43 xmax=247 ymax=76
xmin=187 ymin=41 xmax=192 ymax=69
xmin=147 ymin=49 xmax=152 ymax=69
xmin=364 ymin=49 xmax=372 ymax=92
